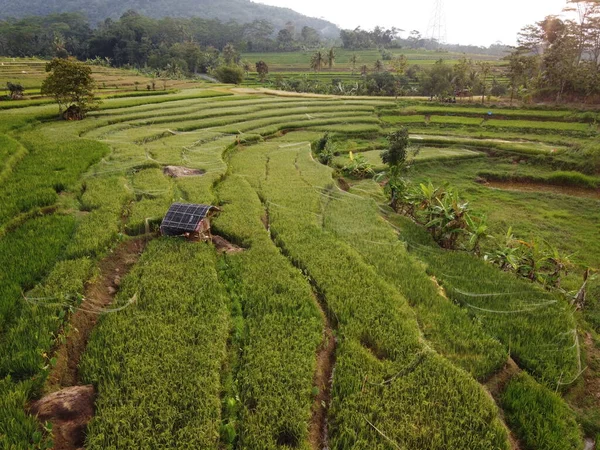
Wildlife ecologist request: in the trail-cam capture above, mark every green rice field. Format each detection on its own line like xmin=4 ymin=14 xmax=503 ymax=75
xmin=0 ymin=62 xmax=598 ymax=450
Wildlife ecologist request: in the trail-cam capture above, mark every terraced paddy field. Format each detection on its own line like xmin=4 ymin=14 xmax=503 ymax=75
xmin=0 ymin=58 xmax=218 ymax=108
xmin=0 ymin=84 xmax=599 ymax=450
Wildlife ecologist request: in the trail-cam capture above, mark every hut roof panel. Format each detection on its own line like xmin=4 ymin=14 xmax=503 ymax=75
xmin=160 ymin=203 xmax=212 ymax=235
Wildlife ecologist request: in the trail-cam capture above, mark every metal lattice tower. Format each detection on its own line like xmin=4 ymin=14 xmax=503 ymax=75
xmin=427 ymin=0 xmax=447 ymax=46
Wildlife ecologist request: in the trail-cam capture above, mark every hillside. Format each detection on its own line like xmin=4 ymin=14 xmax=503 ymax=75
xmin=0 ymin=0 xmax=339 ymax=37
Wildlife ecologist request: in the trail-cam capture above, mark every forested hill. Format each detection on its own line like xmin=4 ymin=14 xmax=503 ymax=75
xmin=0 ymin=0 xmax=339 ymax=37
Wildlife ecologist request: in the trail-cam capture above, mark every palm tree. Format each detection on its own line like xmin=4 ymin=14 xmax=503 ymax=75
xmin=327 ymin=47 xmax=336 ymax=70
xmin=477 ymin=61 xmax=492 ymax=104
xmin=374 ymin=59 xmax=384 ymax=73
xmin=360 ymin=64 xmax=369 ymax=77
xmin=350 ymin=54 xmax=358 ymax=75
xmin=310 ymin=50 xmax=325 ymax=72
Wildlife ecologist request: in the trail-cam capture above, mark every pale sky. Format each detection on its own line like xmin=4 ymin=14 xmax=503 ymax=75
xmin=255 ymin=0 xmax=571 ymax=46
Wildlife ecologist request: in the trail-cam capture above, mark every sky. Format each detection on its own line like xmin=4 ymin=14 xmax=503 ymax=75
xmin=255 ymin=0 xmax=571 ymax=46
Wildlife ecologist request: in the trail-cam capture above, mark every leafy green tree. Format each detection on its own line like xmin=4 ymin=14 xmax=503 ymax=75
xmin=277 ymin=29 xmax=294 ymax=50
xmin=255 ymin=60 xmax=269 ymax=82
xmin=379 ymin=128 xmax=413 ymax=210
xmin=242 ymin=60 xmax=252 ymax=75
xmin=408 ymin=30 xmax=423 ymax=49
xmin=6 ymin=82 xmax=24 ymax=100
xmin=222 ymin=43 xmax=239 ymax=66
xmin=421 ymin=59 xmax=453 ymax=100
xmin=452 ymin=56 xmax=472 ymax=100
xmin=301 ymin=26 xmax=320 ymax=45
xmin=310 ymin=50 xmax=324 ymax=72
xmin=41 ymin=58 xmax=98 ymax=119
xmin=390 ymin=55 xmax=408 ymax=75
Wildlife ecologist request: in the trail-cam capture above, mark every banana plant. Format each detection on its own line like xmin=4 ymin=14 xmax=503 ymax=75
xmin=465 ymin=214 xmax=491 ymax=255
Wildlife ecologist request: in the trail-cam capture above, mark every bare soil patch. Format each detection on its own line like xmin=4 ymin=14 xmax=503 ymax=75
xmin=163 ymin=165 xmax=205 ymax=178
xmin=211 ymin=235 xmax=243 ymax=253
xmin=30 ymin=386 xmax=95 ymax=450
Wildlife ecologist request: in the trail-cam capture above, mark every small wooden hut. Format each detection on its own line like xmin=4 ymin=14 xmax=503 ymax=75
xmin=160 ymin=203 xmax=220 ymax=241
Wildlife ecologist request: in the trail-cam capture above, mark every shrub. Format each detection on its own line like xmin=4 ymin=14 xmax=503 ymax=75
xmin=214 ymin=65 xmax=245 ymax=84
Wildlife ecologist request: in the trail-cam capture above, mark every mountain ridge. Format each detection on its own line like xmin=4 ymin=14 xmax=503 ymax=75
xmin=0 ymin=0 xmax=340 ymax=37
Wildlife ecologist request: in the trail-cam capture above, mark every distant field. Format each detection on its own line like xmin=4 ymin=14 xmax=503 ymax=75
xmin=0 ymin=58 xmax=210 ymax=96
xmin=242 ymin=48 xmax=505 ymax=72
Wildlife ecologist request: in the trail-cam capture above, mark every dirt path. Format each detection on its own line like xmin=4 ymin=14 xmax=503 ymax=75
xmin=38 ymin=238 xmax=147 ymax=450
xmin=484 ymin=358 xmax=523 ymax=450
xmin=261 ymin=195 xmax=336 ymax=450
xmin=46 ymin=238 xmax=147 ymax=392
xmin=308 ymin=290 xmax=336 ymax=450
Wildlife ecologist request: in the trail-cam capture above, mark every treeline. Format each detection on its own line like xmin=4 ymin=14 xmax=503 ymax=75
xmin=0 ymin=11 xmax=324 ymax=67
xmin=339 ymin=27 xmax=511 ymax=56
xmin=506 ymin=1 xmax=600 ymax=102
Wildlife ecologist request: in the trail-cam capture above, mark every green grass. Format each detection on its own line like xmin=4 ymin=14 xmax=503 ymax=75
xmin=390 ymin=104 xmax=600 ymax=123
xmin=0 ymin=134 xmax=27 ymax=184
xmin=0 ymin=128 xmax=109 ymax=228
xmin=0 ymin=88 xmax=597 ymax=448
xmin=0 ymin=257 xmax=92 ymax=380
xmin=382 ymin=114 xmax=596 ymax=135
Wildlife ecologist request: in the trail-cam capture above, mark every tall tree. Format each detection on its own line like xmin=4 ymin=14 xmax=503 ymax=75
xmin=41 ymin=58 xmax=98 ymax=119
xmin=390 ymin=54 xmax=408 ymax=75
xmin=310 ymin=50 xmax=324 ymax=72
xmin=452 ymin=56 xmax=472 ymax=100
xmin=222 ymin=43 xmax=239 ymax=65
xmin=256 ymin=60 xmax=269 ymax=81
xmin=349 ymin=53 xmax=359 ymax=75
xmin=326 ymin=47 xmax=336 ymax=70
xmin=300 ymin=26 xmax=319 ymax=45
xmin=477 ymin=61 xmax=492 ymax=103
xmin=380 ymin=127 xmax=412 ymax=211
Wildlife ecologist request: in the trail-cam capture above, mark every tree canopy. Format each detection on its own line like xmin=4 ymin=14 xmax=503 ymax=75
xmin=41 ymin=58 xmax=98 ymax=119
xmin=507 ymin=2 xmax=600 ymax=102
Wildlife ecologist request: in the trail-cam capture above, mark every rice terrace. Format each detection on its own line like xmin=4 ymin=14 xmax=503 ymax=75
xmin=0 ymin=1 xmax=600 ymax=449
